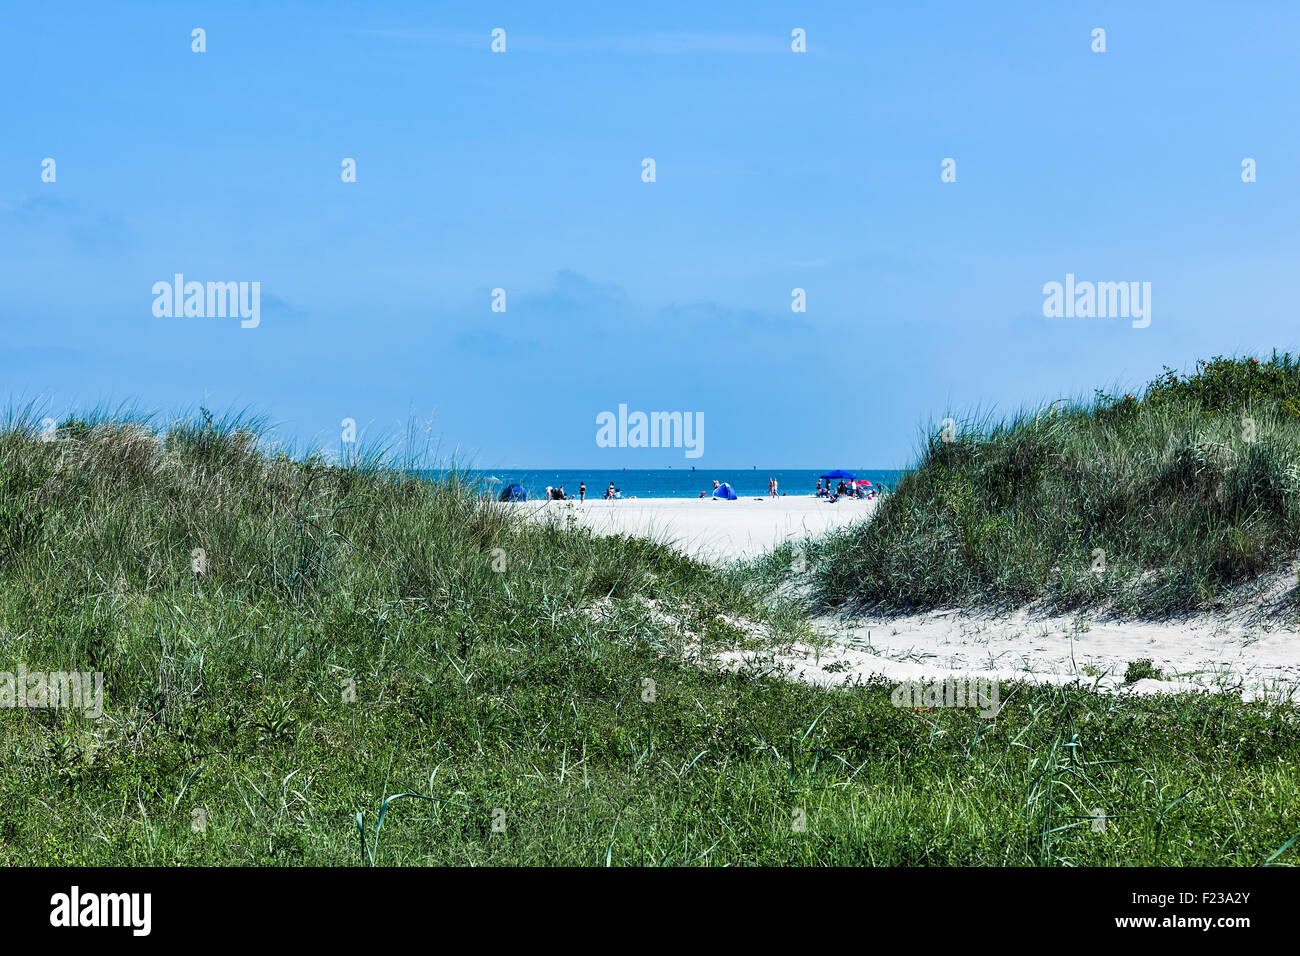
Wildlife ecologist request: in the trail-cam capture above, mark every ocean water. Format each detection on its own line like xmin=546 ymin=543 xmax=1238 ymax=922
xmin=457 ymin=468 xmax=905 ymax=500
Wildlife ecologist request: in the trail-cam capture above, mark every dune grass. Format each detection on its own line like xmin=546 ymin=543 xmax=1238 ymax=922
xmin=0 ymin=405 xmax=1297 ymax=865
xmin=792 ymin=354 xmax=1300 ymax=617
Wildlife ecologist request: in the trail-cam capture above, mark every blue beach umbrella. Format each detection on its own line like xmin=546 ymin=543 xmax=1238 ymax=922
xmin=498 ymin=483 xmax=527 ymax=502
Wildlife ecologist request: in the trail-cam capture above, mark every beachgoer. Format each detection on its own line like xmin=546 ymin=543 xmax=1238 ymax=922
xmin=579 ymin=482 xmax=586 ymax=502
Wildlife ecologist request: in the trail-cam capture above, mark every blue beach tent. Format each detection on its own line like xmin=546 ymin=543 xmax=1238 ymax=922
xmin=820 ymin=470 xmax=856 ymax=481
xmin=499 ymin=483 xmax=527 ymax=502
xmin=712 ymin=483 xmax=738 ymax=500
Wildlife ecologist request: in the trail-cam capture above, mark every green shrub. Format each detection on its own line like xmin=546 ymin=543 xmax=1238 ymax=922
xmin=1124 ymin=659 xmax=1164 ymax=683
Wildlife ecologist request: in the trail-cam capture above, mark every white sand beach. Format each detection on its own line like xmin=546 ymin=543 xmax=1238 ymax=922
xmin=520 ymin=495 xmax=879 ymax=562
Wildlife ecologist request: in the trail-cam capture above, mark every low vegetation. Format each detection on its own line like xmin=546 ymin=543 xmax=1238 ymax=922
xmin=1 ymin=403 xmax=1296 ymax=865
xmin=796 ymin=354 xmax=1300 ymax=617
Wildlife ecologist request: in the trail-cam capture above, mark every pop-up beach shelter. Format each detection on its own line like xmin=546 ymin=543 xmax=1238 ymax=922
xmin=820 ymin=470 xmax=856 ymax=481
xmin=712 ymin=483 xmax=738 ymax=500
xmin=498 ymin=483 xmax=527 ymax=502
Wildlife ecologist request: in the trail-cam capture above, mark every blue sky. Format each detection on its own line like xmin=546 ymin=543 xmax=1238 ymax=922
xmin=3 ymin=1 xmax=1298 ymax=467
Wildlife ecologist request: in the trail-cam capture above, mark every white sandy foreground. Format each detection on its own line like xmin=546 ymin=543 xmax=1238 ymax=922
xmin=743 ymin=607 xmax=1300 ymax=704
xmin=520 ymin=496 xmax=1300 ymax=703
xmin=518 ymin=495 xmax=878 ymax=561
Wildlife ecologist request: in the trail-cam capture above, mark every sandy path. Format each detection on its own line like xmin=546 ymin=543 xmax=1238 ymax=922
xmin=517 ymin=495 xmax=878 ymax=561
xmin=753 ymin=608 xmax=1300 ymax=703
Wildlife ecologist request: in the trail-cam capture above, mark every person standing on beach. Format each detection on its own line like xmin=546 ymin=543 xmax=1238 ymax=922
xmin=579 ymin=482 xmax=586 ymax=502
xmin=772 ymin=478 xmax=779 ymax=497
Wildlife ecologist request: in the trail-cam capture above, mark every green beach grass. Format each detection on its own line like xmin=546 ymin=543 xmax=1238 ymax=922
xmin=778 ymin=354 xmax=1300 ymax=618
xmin=1 ymin=394 xmax=1298 ymax=866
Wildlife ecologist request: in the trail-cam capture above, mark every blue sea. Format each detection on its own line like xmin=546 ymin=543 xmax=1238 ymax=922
xmin=455 ymin=468 xmax=906 ymax=500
